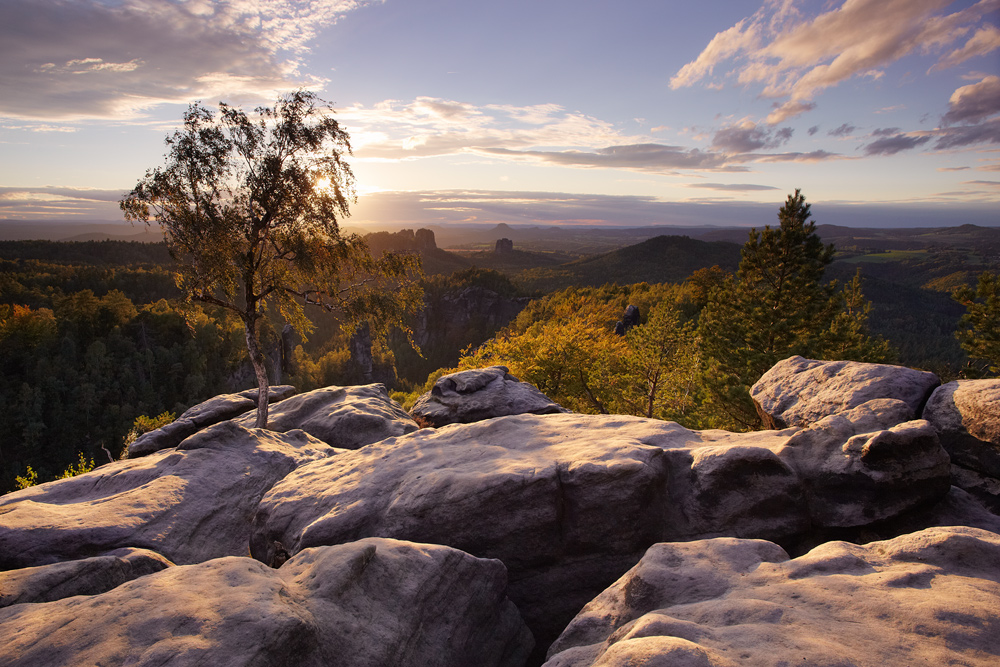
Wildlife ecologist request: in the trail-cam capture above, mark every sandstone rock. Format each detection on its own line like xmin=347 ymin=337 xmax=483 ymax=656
xmin=0 ymin=547 xmax=173 ymax=608
xmin=410 ymin=365 xmax=568 ymax=427
xmin=0 ymin=422 xmax=335 ymax=569
xmin=250 ymin=410 xmax=950 ymax=659
xmin=751 ymin=356 xmax=940 ymax=429
xmin=545 ymin=527 xmax=1000 ymax=666
xmin=0 ymin=538 xmax=533 ymax=667
xmin=233 ymin=383 xmax=418 ymax=449
xmin=924 ymin=379 xmax=1000 ymax=477
xmin=127 ymin=384 xmax=297 ymax=458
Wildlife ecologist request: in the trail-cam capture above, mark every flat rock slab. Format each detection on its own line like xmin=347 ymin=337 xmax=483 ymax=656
xmin=234 ymin=383 xmax=419 ymax=449
xmin=0 ymin=538 xmax=533 ymax=667
xmin=545 ymin=526 xmax=1000 ymax=666
xmin=250 ymin=409 xmax=950 ymax=658
xmin=410 ymin=365 xmax=568 ymax=427
xmin=0 ymin=548 xmax=173 ymax=608
xmin=924 ymin=379 xmax=1000 ymax=479
xmin=0 ymin=422 xmax=335 ymax=569
xmin=128 ymin=385 xmax=297 ymax=458
xmin=751 ymin=356 xmax=940 ymax=429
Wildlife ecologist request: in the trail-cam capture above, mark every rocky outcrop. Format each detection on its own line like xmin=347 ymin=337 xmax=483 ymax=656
xmin=127 ymin=384 xmax=296 ymax=458
xmin=751 ymin=356 xmax=940 ymax=429
xmin=614 ymin=304 xmax=640 ymax=336
xmin=924 ymin=379 xmax=1000 ymax=513
xmin=410 ymin=366 xmax=568 ymax=427
xmin=0 ymin=548 xmax=173 ymax=608
xmin=545 ymin=526 xmax=1000 ymax=666
xmin=496 ymin=237 xmax=514 ymax=253
xmin=0 ymin=538 xmax=533 ymax=667
xmin=234 ymin=383 xmax=418 ymax=449
xmin=250 ymin=407 xmax=951 ymax=657
xmin=0 ymin=422 xmax=335 ymax=569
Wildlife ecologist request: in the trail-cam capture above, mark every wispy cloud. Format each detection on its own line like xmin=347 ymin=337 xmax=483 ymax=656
xmin=0 ymin=0 xmax=377 ymax=120
xmin=342 ymin=98 xmax=842 ymax=174
xmin=0 ymin=186 xmax=127 ymax=218
xmin=863 ymin=132 xmax=932 ymax=156
xmin=671 ymin=0 xmax=1000 ymax=123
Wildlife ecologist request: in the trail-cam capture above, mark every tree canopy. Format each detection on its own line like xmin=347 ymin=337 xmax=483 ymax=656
xmin=953 ymin=271 xmax=1000 ymax=376
xmin=121 ymin=91 xmax=421 ymax=427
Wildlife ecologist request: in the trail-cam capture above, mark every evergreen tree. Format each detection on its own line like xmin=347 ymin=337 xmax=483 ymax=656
xmin=953 ymin=271 xmax=1000 ymax=375
xmin=696 ymin=190 xmax=891 ymax=430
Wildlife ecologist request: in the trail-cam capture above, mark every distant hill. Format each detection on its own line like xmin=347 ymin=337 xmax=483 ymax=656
xmin=554 ymin=235 xmax=742 ymax=287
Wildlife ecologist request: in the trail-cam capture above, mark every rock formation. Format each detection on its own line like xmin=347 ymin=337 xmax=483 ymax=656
xmin=410 ymin=366 xmax=568 ymax=427
xmin=0 ymin=539 xmax=533 ymax=667
xmin=751 ymin=355 xmax=940 ymax=429
xmin=545 ymin=526 xmax=1000 ymax=666
xmin=234 ymin=383 xmax=418 ymax=449
xmin=496 ymin=237 xmax=514 ymax=253
xmin=1 ymin=356 xmax=998 ymax=667
xmin=250 ymin=399 xmax=951 ymax=656
xmin=0 ymin=422 xmax=335 ymax=569
xmin=127 ymin=384 xmax=297 ymax=457
xmin=924 ymin=379 xmax=1000 ymax=512
xmin=614 ymin=304 xmax=640 ymax=336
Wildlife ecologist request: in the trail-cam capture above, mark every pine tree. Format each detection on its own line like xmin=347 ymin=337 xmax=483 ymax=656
xmin=953 ymin=271 xmax=1000 ymax=376
xmin=697 ymin=190 xmax=840 ymax=430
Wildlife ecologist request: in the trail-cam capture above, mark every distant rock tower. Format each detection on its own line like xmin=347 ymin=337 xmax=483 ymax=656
xmin=415 ymin=228 xmax=436 ymax=250
xmin=495 ymin=238 xmax=514 ymax=254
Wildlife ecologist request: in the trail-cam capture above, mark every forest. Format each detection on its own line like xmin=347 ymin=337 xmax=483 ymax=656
xmin=1 ymin=202 xmax=998 ymax=494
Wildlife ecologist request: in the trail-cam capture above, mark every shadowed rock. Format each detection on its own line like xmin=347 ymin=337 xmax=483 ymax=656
xmin=0 ymin=422 xmax=335 ymax=569
xmin=233 ymin=383 xmax=418 ymax=449
xmin=924 ymin=379 xmax=1000 ymax=513
xmin=0 ymin=538 xmax=533 ymax=667
xmin=751 ymin=356 xmax=940 ymax=429
xmin=545 ymin=527 xmax=1000 ymax=666
xmin=410 ymin=365 xmax=568 ymax=427
xmin=0 ymin=548 xmax=173 ymax=608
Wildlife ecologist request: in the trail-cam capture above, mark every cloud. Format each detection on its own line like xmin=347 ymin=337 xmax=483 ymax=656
xmin=685 ymin=183 xmax=781 ymax=191
xmin=808 ymin=125 xmax=820 ymax=135
xmin=942 ymin=75 xmax=1000 ymax=125
xmin=0 ymin=186 xmax=126 ymax=218
xmin=934 ymin=116 xmax=1000 ymax=148
xmin=478 ymin=145 xmax=732 ymax=173
xmin=933 ymin=24 xmax=1000 ymax=70
xmin=828 ymin=123 xmax=856 ymax=137
xmin=0 ymin=0 xmax=375 ymax=120
xmin=672 ymin=0 xmax=1000 ymax=122
xmin=862 ymin=132 xmax=932 ymax=156
xmin=711 ymin=119 xmax=793 ymax=152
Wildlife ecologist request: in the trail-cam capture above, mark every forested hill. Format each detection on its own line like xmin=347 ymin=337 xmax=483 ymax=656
xmin=515 ymin=235 xmax=743 ymax=291
xmin=0 ymin=240 xmax=172 ymax=265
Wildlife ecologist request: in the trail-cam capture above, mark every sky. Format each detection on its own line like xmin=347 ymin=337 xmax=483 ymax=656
xmin=1 ymin=0 xmax=998 ymax=231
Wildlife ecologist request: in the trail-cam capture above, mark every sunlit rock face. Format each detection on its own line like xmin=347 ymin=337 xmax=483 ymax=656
xmin=410 ymin=365 xmax=569 ymax=427
xmin=233 ymin=383 xmax=419 ymax=449
xmin=0 ymin=422 xmax=335 ymax=569
xmin=751 ymin=356 xmax=940 ymax=429
xmin=0 ymin=547 xmax=173 ymax=608
xmin=250 ymin=406 xmax=951 ymax=658
xmin=544 ymin=527 xmax=1000 ymax=667
xmin=924 ymin=379 xmax=1000 ymax=513
xmin=0 ymin=538 xmax=533 ymax=667
xmin=127 ymin=384 xmax=297 ymax=458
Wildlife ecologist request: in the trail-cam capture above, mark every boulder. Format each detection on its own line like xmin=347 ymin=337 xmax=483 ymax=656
xmin=751 ymin=356 xmax=940 ymax=429
xmin=0 ymin=548 xmax=173 ymax=608
xmin=545 ymin=527 xmax=1000 ymax=666
xmin=0 ymin=538 xmax=533 ymax=667
xmin=127 ymin=384 xmax=297 ymax=458
xmin=410 ymin=365 xmax=568 ymax=427
xmin=250 ymin=410 xmax=950 ymax=659
xmin=0 ymin=422 xmax=335 ymax=569
xmin=233 ymin=383 xmax=418 ymax=449
xmin=923 ymin=379 xmax=1000 ymax=477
